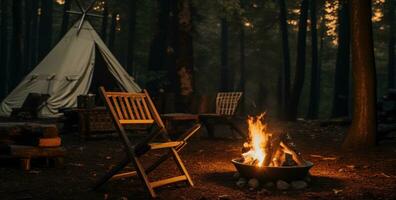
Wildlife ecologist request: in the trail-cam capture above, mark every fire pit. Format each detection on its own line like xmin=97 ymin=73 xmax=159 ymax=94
xmin=232 ymin=113 xmax=313 ymax=183
xmin=232 ymin=158 xmax=313 ymax=181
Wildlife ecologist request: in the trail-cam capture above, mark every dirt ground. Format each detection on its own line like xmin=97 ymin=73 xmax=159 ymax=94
xmin=1 ymin=120 xmax=396 ymax=200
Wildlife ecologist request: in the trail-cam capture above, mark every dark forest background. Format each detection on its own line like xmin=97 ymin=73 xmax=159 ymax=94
xmin=0 ymin=0 xmax=392 ymax=120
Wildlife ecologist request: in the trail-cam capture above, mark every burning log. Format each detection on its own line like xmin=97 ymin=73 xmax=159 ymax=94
xmin=241 ymin=113 xmax=307 ymax=168
xmin=280 ymin=141 xmax=307 ymax=166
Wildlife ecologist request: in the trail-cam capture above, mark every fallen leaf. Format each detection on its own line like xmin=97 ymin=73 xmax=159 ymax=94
xmin=333 ymin=189 xmax=343 ymax=195
xmin=380 ymin=172 xmax=394 ymax=178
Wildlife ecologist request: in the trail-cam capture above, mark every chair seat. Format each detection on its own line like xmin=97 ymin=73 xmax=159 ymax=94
xmin=149 ymin=141 xmax=183 ymax=150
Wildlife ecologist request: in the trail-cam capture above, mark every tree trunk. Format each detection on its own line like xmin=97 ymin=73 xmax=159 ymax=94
xmin=101 ymin=0 xmax=108 ymax=43
xmin=387 ymin=0 xmax=395 ymax=89
xmin=331 ymin=0 xmax=350 ymax=118
xmin=108 ymin=11 xmax=118 ymax=51
xmin=239 ymin=20 xmax=246 ymax=114
xmin=24 ymin=0 xmax=32 ymax=73
xmin=278 ymin=0 xmax=291 ymax=120
xmin=127 ymin=0 xmax=137 ymax=75
xmin=307 ymin=0 xmax=319 ymax=119
xmin=220 ymin=18 xmax=229 ymax=92
xmin=10 ymin=0 xmax=23 ymax=89
xmin=38 ymin=0 xmax=53 ymax=61
xmin=343 ymin=0 xmax=377 ymax=150
xmin=59 ymin=0 xmax=71 ymax=39
xmin=287 ymin=0 xmax=309 ymax=121
xmin=174 ymin=0 xmax=194 ymax=112
xmin=0 ymin=0 xmax=9 ymax=99
xmin=30 ymin=0 xmax=39 ymax=66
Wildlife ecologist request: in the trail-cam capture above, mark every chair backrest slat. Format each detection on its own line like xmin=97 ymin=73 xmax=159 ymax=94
xmin=135 ymin=98 xmax=147 ymax=120
xmin=216 ymin=92 xmax=243 ymax=116
xmin=130 ymin=98 xmax=142 ymax=120
xmin=141 ymin=97 xmax=153 ymax=120
xmin=124 ymin=96 xmax=135 ymax=120
xmin=119 ymin=96 xmax=129 ymax=119
xmin=112 ymin=96 xmax=124 ymax=120
xmin=100 ymin=87 xmax=163 ymax=126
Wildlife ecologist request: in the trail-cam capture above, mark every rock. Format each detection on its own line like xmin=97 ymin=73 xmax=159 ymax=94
xmin=291 ymin=180 xmax=307 ymax=190
xmin=338 ymin=168 xmax=345 ymax=172
xmin=233 ymin=172 xmax=240 ymax=180
xmin=276 ymin=180 xmax=290 ymax=190
xmin=236 ymin=178 xmax=247 ymax=188
xmin=218 ymin=194 xmax=231 ymax=200
xmin=248 ymin=178 xmax=260 ymax=189
xmin=346 ymin=165 xmax=356 ymax=170
xmin=258 ymin=188 xmax=270 ymax=195
xmin=304 ymin=176 xmax=311 ymax=183
xmin=264 ymin=182 xmax=274 ymax=188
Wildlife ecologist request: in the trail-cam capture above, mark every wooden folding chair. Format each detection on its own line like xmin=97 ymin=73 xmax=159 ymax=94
xmin=93 ymin=87 xmax=200 ymax=198
xmin=199 ymin=92 xmax=245 ymax=138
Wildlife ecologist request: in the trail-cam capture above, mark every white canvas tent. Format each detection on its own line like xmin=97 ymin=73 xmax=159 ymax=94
xmin=0 ymin=21 xmax=141 ymax=117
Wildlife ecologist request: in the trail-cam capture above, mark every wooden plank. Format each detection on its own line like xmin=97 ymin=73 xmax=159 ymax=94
xmin=132 ymin=155 xmax=157 ymax=198
xmin=110 ymin=171 xmax=137 ymax=180
xmin=107 ymin=92 xmax=146 ymax=97
xmin=135 ymin=98 xmax=147 ymax=120
xmin=119 ymin=96 xmax=129 ymax=120
xmin=143 ymin=90 xmax=167 ymax=129
xmin=171 ymin=148 xmax=194 ymax=186
xmin=150 ymin=175 xmax=187 ymax=188
xmin=130 ymin=98 xmax=141 ymax=120
xmin=112 ymin=96 xmax=123 ymax=120
xmin=119 ymin=119 xmax=154 ymax=124
xmin=38 ymin=137 xmax=62 ymax=147
xmin=141 ymin=97 xmax=153 ymax=120
xmin=124 ymin=96 xmax=135 ymax=120
xmin=149 ymin=141 xmax=183 ymax=150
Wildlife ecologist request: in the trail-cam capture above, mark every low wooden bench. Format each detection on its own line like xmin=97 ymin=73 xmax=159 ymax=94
xmin=0 ymin=145 xmax=66 ymax=170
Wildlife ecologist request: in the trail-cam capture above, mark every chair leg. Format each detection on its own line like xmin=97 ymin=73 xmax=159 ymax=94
xmin=131 ymin=155 xmax=157 ymax=198
xmin=93 ymin=156 xmax=130 ymax=190
xmin=170 ymin=148 xmax=194 ymax=186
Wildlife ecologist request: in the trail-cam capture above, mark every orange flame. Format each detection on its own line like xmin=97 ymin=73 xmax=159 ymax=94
xmin=242 ymin=113 xmax=271 ymax=167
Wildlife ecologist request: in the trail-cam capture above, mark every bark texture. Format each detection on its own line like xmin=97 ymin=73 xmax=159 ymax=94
xmin=38 ymin=0 xmax=53 ymax=61
xmin=10 ymin=0 xmax=23 ymax=89
xmin=331 ymin=0 xmax=350 ymax=118
xmin=220 ymin=18 xmax=229 ymax=92
xmin=307 ymin=0 xmax=320 ymax=119
xmin=387 ymin=0 xmax=395 ymax=89
xmin=0 ymin=0 xmax=8 ymax=98
xmin=127 ymin=0 xmax=137 ymax=75
xmin=278 ymin=0 xmax=291 ymax=120
xmin=59 ymin=0 xmax=72 ymax=39
xmin=287 ymin=0 xmax=309 ymax=121
xmin=343 ymin=0 xmax=377 ymax=150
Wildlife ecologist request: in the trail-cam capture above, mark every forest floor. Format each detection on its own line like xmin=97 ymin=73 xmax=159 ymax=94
xmin=1 ymin=120 xmax=396 ymax=200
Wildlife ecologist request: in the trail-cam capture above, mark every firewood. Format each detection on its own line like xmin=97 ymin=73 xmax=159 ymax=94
xmin=38 ymin=137 xmax=62 ymax=147
xmin=280 ymin=142 xmax=307 ymax=165
xmin=263 ymin=132 xmax=285 ymax=167
xmin=271 ymin=148 xmax=285 ymax=167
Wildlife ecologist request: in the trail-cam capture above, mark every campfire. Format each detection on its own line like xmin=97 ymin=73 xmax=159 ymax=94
xmin=241 ymin=113 xmax=307 ymax=167
xmin=232 ymin=113 xmax=313 ymax=184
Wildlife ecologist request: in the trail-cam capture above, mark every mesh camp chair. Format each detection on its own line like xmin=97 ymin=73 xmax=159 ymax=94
xmin=199 ymin=92 xmax=245 ymax=138
xmin=93 ymin=87 xmax=200 ymax=198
